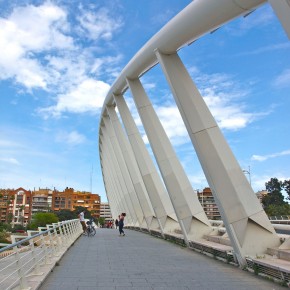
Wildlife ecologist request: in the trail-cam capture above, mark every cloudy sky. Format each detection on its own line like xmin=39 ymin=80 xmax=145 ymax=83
xmin=0 ymin=0 xmax=289 ymax=202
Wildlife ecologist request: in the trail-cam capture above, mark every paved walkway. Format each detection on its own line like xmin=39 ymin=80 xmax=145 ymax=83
xmin=39 ymin=229 xmax=284 ymax=290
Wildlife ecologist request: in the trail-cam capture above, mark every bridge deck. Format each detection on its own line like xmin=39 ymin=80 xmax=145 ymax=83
xmin=39 ymin=229 xmax=284 ymax=290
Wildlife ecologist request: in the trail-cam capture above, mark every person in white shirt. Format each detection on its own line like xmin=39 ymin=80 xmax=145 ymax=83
xmin=78 ymin=211 xmax=86 ymax=234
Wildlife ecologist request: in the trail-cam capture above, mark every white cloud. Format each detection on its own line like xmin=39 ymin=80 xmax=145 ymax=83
xmin=77 ymin=6 xmax=123 ymax=41
xmin=56 ymin=131 xmax=86 ymax=145
xmin=0 ymin=2 xmax=73 ymax=89
xmin=273 ymin=69 xmax=290 ymax=88
xmin=0 ymin=2 xmax=123 ymax=117
xmin=192 ymin=70 xmax=261 ymax=131
xmin=156 ymin=105 xmax=188 ymax=145
xmin=0 ymin=157 xmax=20 ymax=165
xmin=39 ymin=78 xmax=110 ymax=117
xmin=251 ymin=149 xmax=290 ymax=162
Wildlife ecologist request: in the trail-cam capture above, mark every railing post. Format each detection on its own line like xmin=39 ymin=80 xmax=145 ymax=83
xmin=28 ymin=238 xmax=44 ymax=276
xmin=15 ymin=249 xmax=30 ymax=290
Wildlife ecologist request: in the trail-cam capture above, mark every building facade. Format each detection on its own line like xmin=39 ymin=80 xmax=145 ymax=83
xmin=100 ymin=202 xmax=112 ymax=221
xmin=51 ymin=187 xmax=101 ymax=219
xmin=0 ymin=188 xmax=33 ymax=226
xmin=197 ymin=187 xmax=221 ymax=220
xmin=0 ymin=187 xmax=101 ymax=224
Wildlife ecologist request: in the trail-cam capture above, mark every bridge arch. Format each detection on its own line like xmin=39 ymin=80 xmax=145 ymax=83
xmin=99 ymin=0 xmax=290 ymax=266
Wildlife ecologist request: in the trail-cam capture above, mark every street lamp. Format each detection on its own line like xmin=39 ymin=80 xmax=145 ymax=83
xmin=242 ymin=166 xmax=251 ymax=186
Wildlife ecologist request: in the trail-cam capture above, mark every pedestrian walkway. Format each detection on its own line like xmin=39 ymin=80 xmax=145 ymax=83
xmin=39 ymin=229 xmax=284 ymax=290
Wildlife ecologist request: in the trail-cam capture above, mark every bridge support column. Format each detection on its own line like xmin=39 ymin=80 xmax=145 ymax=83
xmin=100 ymin=145 xmax=125 ymax=222
xmin=102 ymin=117 xmax=152 ymax=230
xmin=100 ymin=135 xmax=140 ymax=227
xmin=108 ymin=101 xmax=182 ymax=236
xmin=106 ymin=106 xmax=161 ymax=233
xmin=155 ymin=49 xmax=280 ymax=265
xmin=127 ymin=77 xmax=212 ymax=244
xmin=269 ymin=0 xmax=290 ymax=39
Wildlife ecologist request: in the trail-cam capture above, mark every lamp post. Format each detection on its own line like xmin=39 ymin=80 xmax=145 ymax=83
xmin=242 ymin=166 xmax=251 ymax=186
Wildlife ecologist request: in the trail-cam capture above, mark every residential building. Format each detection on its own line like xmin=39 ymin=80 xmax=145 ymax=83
xmin=100 ymin=202 xmax=112 ymax=221
xmin=0 ymin=189 xmax=11 ymax=223
xmin=52 ymin=187 xmax=73 ymax=211
xmin=197 ymin=187 xmax=221 ymax=220
xmin=32 ymin=188 xmax=52 ymax=213
xmin=52 ymin=187 xmax=101 ymax=219
xmin=1 ymin=187 xmax=33 ymax=225
xmin=71 ymin=190 xmax=100 ymax=219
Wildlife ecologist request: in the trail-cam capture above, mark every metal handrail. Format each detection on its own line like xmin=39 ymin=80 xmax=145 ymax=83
xmin=0 ymin=219 xmax=82 ymax=290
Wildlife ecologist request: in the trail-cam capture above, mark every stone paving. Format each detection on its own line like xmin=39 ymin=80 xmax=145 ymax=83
xmin=38 ymin=228 xmax=285 ymax=290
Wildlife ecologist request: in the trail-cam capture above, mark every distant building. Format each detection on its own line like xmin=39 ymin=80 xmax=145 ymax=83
xmin=197 ymin=187 xmax=221 ymax=220
xmin=100 ymin=202 xmax=112 ymax=221
xmin=1 ymin=186 xmax=101 ymax=224
xmin=52 ymin=187 xmax=101 ymax=219
xmin=71 ymin=190 xmax=100 ymax=219
xmin=32 ymin=188 xmax=52 ymax=214
xmin=4 ymin=187 xmax=32 ymax=226
xmin=52 ymin=187 xmax=73 ymax=211
xmin=0 ymin=189 xmax=11 ymax=223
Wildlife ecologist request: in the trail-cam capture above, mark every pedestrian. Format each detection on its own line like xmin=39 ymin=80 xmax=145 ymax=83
xmin=118 ymin=213 xmax=126 ymax=236
xmin=115 ymin=218 xmax=119 ymax=229
xmin=78 ymin=210 xmax=86 ymax=234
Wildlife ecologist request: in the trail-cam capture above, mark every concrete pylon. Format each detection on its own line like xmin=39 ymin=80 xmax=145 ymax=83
xmin=100 ymin=141 xmax=122 ymax=219
xmin=155 ymin=49 xmax=280 ymax=265
xmin=100 ymin=143 xmax=127 ymax=223
xmin=107 ymin=104 xmax=181 ymax=236
xmin=105 ymin=106 xmax=161 ymax=233
xmin=113 ymin=94 xmax=182 ymax=236
xmin=102 ymin=117 xmax=151 ymax=231
xmin=101 ymin=127 xmax=141 ymax=228
xmin=126 ymin=77 xmax=212 ymax=244
xmin=100 ymin=134 xmax=137 ymax=226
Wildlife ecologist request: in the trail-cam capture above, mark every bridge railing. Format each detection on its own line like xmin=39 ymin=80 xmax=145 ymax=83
xmin=0 ymin=219 xmax=82 ymax=290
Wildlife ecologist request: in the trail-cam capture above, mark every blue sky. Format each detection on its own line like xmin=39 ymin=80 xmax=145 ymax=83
xmin=0 ymin=0 xmax=289 ymax=202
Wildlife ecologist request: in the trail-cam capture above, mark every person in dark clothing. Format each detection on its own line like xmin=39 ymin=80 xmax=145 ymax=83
xmin=118 ymin=213 xmax=126 ymax=236
xmin=115 ymin=218 xmax=119 ymax=229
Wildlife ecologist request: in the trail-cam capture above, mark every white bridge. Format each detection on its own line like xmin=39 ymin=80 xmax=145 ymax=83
xmin=99 ymin=0 xmax=290 ymax=268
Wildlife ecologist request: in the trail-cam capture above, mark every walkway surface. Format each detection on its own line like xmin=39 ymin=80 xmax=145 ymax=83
xmin=39 ymin=228 xmax=284 ymax=290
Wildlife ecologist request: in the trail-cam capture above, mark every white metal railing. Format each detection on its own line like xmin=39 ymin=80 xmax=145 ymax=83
xmin=0 ymin=219 xmax=82 ymax=290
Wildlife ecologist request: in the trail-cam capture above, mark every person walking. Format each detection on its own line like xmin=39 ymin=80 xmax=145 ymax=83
xmin=78 ymin=210 xmax=86 ymax=234
xmin=115 ymin=218 xmax=119 ymax=229
xmin=118 ymin=213 xmax=126 ymax=236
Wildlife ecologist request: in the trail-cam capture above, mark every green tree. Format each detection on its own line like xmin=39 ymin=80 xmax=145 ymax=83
xmin=31 ymin=212 xmax=59 ymax=228
xmin=0 ymin=230 xmax=10 ymax=244
xmin=54 ymin=209 xmax=75 ymax=221
xmin=264 ymin=204 xmax=290 ymax=216
xmin=7 ymin=213 xmax=14 ymax=224
xmin=0 ymin=222 xmax=12 ymax=232
xmin=262 ymin=178 xmax=286 ymax=208
xmin=283 ymin=179 xmax=290 ymax=201
xmin=97 ymin=217 xmax=105 ymax=227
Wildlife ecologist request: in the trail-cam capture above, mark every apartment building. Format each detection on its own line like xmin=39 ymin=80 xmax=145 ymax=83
xmin=52 ymin=187 xmax=101 ymax=219
xmin=32 ymin=188 xmax=53 ymax=213
xmin=0 ymin=187 xmax=101 ymax=223
xmin=100 ymin=202 xmax=112 ymax=221
xmin=0 ymin=188 xmax=32 ymax=226
xmin=197 ymin=187 xmax=221 ymax=220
